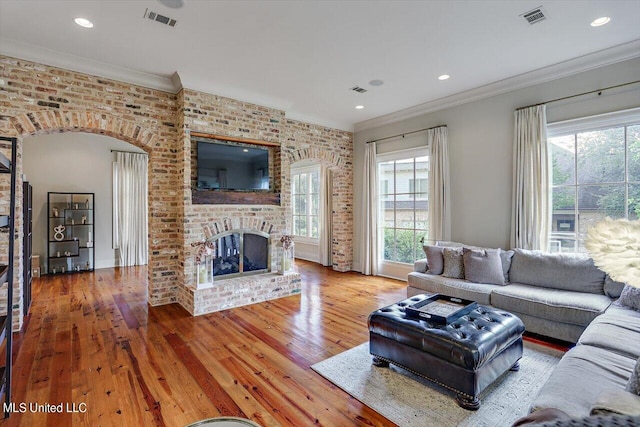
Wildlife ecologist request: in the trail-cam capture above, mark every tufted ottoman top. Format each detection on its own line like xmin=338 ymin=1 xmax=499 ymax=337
xmin=368 ymin=294 xmax=525 ymax=370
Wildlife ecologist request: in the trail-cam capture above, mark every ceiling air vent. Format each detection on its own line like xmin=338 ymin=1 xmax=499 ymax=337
xmin=521 ymin=6 xmax=547 ymax=25
xmin=143 ymin=8 xmax=177 ymax=27
xmin=350 ymin=86 xmax=368 ymax=94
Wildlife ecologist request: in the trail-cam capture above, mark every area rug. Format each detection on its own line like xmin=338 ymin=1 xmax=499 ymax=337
xmin=311 ymin=341 xmax=564 ymax=427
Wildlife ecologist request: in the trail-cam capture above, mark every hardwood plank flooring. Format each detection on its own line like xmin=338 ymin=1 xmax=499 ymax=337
xmin=2 ymin=261 xmax=407 ymax=426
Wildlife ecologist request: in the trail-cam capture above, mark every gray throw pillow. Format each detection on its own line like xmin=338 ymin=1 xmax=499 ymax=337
xmin=616 ymin=285 xmax=640 ymax=312
xmin=463 ymin=247 xmax=505 ymax=285
xmin=604 ymin=275 xmax=627 ymax=299
xmin=424 ymin=245 xmax=446 ymax=275
xmin=499 ymin=249 xmax=515 ymax=283
xmin=626 ymin=357 xmax=640 ymax=396
xmin=442 ymin=247 xmax=464 ymax=279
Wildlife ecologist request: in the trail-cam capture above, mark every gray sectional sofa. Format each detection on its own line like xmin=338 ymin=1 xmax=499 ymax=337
xmin=407 ymin=245 xmax=640 ymax=420
xmin=408 ymin=247 xmax=623 ymax=343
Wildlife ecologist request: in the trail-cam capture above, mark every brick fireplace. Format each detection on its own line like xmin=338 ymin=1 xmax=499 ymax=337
xmin=178 ymin=217 xmax=301 ymax=315
xmin=177 ymin=89 xmax=354 ymax=316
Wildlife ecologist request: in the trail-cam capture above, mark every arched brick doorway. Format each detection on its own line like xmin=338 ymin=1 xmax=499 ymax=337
xmin=8 ymin=110 xmax=179 ymax=309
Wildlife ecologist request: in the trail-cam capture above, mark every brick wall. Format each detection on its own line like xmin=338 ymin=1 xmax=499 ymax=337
xmin=0 ymin=54 xmax=353 ymax=324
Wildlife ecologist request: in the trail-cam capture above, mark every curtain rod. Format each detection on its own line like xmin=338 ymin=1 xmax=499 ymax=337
xmin=111 ymin=149 xmax=148 ymax=155
xmin=516 ymin=80 xmax=640 ymax=111
xmin=367 ymin=125 xmax=447 ymax=144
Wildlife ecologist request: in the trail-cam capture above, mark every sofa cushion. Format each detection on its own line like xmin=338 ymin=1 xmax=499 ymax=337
xmin=463 ymin=247 xmax=505 ymax=285
xmin=605 ymin=274 xmax=626 ymax=299
xmin=491 ymin=283 xmax=611 ymax=327
xmin=407 ymin=272 xmax=498 ymax=305
xmin=531 ymin=344 xmax=636 ymax=418
xmin=579 ymin=308 xmax=640 ymax=359
xmin=424 ymin=246 xmax=445 ymax=275
xmin=509 ymin=249 xmax=605 ymax=294
xmin=442 ymin=247 xmax=464 ymax=278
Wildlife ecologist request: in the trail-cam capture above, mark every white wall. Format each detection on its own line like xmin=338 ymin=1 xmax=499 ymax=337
xmin=23 ymin=132 xmax=146 ymax=272
xmin=353 ymin=57 xmax=640 ymax=273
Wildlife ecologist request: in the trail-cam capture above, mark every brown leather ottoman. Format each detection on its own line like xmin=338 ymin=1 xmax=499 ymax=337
xmin=368 ymin=294 xmax=525 ymax=410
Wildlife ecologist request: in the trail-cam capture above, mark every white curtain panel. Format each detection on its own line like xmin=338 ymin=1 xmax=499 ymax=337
xmin=427 ymin=126 xmax=451 ymax=242
xmin=361 ymin=143 xmax=378 ymax=275
xmin=114 ymin=152 xmax=149 ymax=266
xmin=511 ymin=105 xmax=550 ymax=250
xmin=319 ymin=167 xmax=333 ymax=267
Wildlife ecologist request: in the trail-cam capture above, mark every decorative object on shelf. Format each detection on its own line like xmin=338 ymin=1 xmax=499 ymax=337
xmin=586 ymin=218 xmax=640 ymax=288
xmin=87 ymin=231 xmax=93 ymax=247
xmin=277 ymin=234 xmax=295 ymax=274
xmin=85 ymin=199 xmax=89 ymax=208
xmin=56 ymin=251 xmax=60 ymax=257
xmin=74 ymin=203 xmax=79 ymax=209
xmin=52 ymin=207 xmax=59 ymax=217
xmin=82 ymin=215 xmax=87 ymax=224
xmin=53 ymin=224 xmax=65 ymax=241
xmin=71 ymin=218 xmax=74 ymax=225
xmin=192 ymin=239 xmax=215 ymax=287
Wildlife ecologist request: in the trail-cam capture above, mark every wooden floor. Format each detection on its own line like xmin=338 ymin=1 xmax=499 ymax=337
xmin=2 ymin=260 xmax=408 ymax=427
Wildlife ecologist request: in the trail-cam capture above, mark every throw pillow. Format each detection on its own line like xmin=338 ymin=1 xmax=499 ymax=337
xmin=616 ymin=285 xmax=640 ymax=312
xmin=442 ymin=247 xmax=464 ymax=279
xmin=424 ymin=246 xmax=446 ymax=275
xmin=463 ymin=247 xmax=505 ymax=285
xmin=499 ymin=249 xmax=515 ymax=283
xmin=626 ymin=357 xmax=640 ymax=396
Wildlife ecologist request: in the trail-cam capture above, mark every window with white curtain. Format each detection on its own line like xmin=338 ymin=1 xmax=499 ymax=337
xmin=377 ymin=148 xmax=429 ymax=265
xmin=547 ymin=108 xmax=640 ymax=253
xmin=292 ymin=166 xmax=320 ymax=240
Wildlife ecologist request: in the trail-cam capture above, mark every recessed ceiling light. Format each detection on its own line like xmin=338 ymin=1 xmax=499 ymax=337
xmin=242 ymin=149 xmax=249 ymax=152
xmin=158 ymin=0 xmax=184 ymax=8
xmin=590 ymin=17 xmax=611 ymax=27
xmin=438 ymin=74 xmax=450 ymax=81
xmin=74 ymin=17 xmax=94 ymax=28
xmin=369 ymin=79 xmax=384 ymax=87
xmin=355 ymin=105 xmax=364 ymax=110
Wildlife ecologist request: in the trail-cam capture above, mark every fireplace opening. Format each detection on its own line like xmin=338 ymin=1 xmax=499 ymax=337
xmin=211 ymin=231 xmax=269 ymax=279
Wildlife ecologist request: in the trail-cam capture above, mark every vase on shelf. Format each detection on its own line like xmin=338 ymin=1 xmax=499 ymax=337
xmin=195 ymin=254 xmax=213 ymax=288
xmin=277 ymin=235 xmax=295 ymax=275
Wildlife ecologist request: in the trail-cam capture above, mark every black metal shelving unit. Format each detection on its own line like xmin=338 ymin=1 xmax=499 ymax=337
xmin=0 ymin=136 xmax=17 ymax=418
xmin=23 ymin=182 xmax=32 ymax=315
xmin=47 ymin=192 xmax=95 ymax=274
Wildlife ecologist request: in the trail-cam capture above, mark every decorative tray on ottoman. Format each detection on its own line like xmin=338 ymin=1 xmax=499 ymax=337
xmin=405 ymin=294 xmax=478 ymax=324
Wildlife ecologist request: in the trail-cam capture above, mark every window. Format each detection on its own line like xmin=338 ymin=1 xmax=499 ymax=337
xmin=292 ymin=167 xmax=320 ymax=239
xmin=378 ymin=151 xmax=429 ymax=264
xmin=409 ymin=178 xmax=427 ymax=194
xmin=548 ymin=109 xmax=640 ymax=253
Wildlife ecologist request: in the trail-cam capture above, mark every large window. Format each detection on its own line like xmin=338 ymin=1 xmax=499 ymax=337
xmin=548 ymin=109 xmax=640 ymax=253
xmin=378 ymin=151 xmax=429 ymax=264
xmin=292 ymin=167 xmax=320 ymax=239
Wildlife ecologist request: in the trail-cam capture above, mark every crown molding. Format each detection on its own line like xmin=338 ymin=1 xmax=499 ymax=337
xmin=1 ymin=38 xmax=179 ymax=93
xmin=354 ymin=40 xmax=640 ymax=133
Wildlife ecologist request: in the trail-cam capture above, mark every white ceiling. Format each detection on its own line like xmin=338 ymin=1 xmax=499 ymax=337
xmin=1 ymin=0 xmax=639 ymax=131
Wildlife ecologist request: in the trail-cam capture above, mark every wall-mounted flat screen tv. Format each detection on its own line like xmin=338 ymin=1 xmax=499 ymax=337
xmin=197 ymin=140 xmax=270 ymax=191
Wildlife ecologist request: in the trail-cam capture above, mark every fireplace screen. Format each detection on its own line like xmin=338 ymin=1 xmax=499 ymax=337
xmin=212 ymin=231 xmax=269 ymax=278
